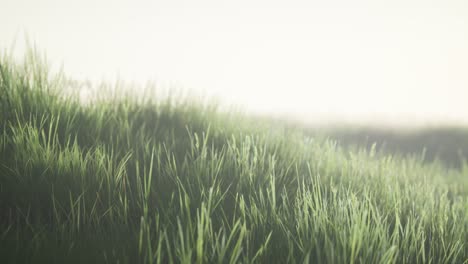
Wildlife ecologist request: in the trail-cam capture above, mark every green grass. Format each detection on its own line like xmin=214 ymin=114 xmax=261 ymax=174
xmin=309 ymin=126 xmax=468 ymax=169
xmin=1 ymin=50 xmax=468 ymax=264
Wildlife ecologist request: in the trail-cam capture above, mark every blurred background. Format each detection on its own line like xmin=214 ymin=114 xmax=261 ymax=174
xmin=1 ymin=0 xmax=468 ymax=166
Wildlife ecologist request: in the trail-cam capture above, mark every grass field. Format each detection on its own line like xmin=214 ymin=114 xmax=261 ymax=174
xmin=1 ymin=50 xmax=468 ymax=263
xmin=316 ymin=127 xmax=468 ymax=169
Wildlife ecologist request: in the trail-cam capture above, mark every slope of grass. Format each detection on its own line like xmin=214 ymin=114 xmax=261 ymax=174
xmin=1 ymin=51 xmax=468 ymax=263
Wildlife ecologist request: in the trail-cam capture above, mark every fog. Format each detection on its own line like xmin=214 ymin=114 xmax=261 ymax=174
xmin=1 ymin=0 xmax=467 ymax=126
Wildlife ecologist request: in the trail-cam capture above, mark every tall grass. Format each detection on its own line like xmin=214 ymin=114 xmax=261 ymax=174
xmin=1 ymin=50 xmax=468 ymax=263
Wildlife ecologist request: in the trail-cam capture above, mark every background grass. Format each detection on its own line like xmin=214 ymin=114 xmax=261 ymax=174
xmin=1 ymin=50 xmax=468 ymax=263
xmin=313 ymin=126 xmax=468 ymax=169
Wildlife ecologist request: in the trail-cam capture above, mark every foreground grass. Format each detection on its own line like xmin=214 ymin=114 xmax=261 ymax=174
xmin=1 ymin=51 xmax=468 ymax=264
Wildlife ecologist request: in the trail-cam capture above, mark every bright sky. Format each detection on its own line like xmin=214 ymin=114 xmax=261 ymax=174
xmin=1 ymin=0 xmax=467 ymax=126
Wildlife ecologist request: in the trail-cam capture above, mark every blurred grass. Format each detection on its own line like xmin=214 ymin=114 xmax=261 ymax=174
xmin=280 ymin=124 xmax=468 ymax=169
xmin=1 ymin=49 xmax=468 ymax=263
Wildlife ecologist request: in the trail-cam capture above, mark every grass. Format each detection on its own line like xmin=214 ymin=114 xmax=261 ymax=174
xmin=312 ymin=126 xmax=468 ymax=169
xmin=1 ymin=49 xmax=468 ymax=263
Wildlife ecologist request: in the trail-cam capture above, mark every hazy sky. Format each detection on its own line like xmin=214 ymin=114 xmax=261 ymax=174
xmin=1 ymin=0 xmax=467 ymax=125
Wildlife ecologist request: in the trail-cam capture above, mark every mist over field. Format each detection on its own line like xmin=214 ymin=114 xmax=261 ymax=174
xmin=2 ymin=0 xmax=468 ymax=126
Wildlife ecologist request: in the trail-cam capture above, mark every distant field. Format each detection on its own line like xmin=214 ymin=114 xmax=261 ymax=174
xmin=310 ymin=126 xmax=468 ymax=169
xmin=251 ymin=115 xmax=468 ymax=169
xmin=1 ymin=51 xmax=468 ymax=263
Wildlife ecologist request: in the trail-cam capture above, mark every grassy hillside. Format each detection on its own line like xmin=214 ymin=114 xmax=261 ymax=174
xmin=1 ymin=51 xmax=468 ymax=264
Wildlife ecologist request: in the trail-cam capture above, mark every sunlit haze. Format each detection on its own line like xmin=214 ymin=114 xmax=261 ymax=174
xmin=2 ymin=0 xmax=467 ymax=126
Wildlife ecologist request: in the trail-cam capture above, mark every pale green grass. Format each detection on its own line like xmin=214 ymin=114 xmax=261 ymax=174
xmin=1 ymin=50 xmax=468 ymax=263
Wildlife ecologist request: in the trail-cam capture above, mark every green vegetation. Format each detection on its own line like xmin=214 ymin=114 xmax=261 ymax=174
xmin=324 ymin=127 xmax=468 ymax=169
xmin=1 ymin=50 xmax=468 ymax=264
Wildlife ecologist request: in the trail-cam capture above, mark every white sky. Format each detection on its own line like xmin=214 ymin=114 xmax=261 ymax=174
xmin=1 ymin=0 xmax=468 ymax=126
